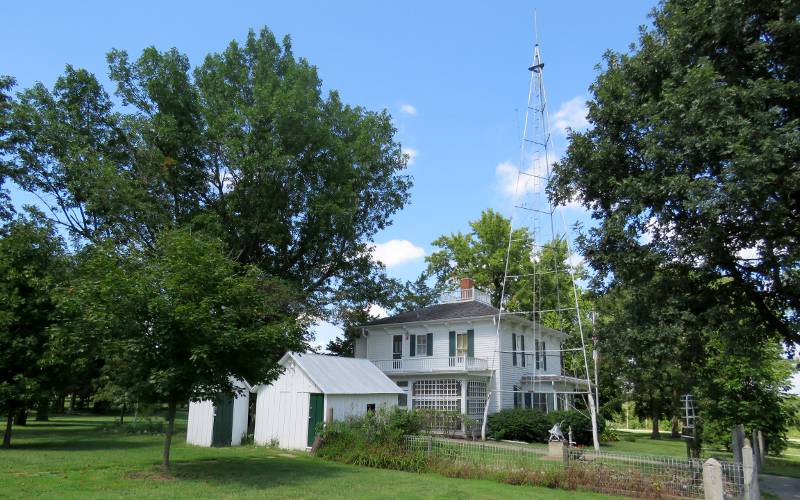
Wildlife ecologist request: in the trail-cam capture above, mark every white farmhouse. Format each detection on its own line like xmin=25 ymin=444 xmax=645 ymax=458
xmin=355 ymin=278 xmax=588 ymax=425
xmin=254 ymin=352 xmax=403 ymax=450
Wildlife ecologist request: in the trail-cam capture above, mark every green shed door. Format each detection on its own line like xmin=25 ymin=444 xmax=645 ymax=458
xmin=211 ymin=393 xmax=234 ymax=447
xmin=307 ymin=393 xmax=324 ymax=447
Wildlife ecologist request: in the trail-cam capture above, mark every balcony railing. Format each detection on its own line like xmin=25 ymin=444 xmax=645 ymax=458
xmin=372 ymin=356 xmax=489 ymax=373
xmin=438 ymin=287 xmax=492 ymax=305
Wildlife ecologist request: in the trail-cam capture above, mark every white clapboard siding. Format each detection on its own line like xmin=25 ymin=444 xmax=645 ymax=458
xmin=255 ymin=360 xmax=319 ymax=450
xmin=187 ymin=399 xmax=214 ymax=447
xmin=326 ymin=394 xmax=398 ymax=420
xmin=231 ymin=390 xmax=249 ymax=446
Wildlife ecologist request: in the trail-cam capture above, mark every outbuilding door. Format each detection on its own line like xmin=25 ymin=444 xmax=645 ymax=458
xmin=211 ymin=393 xmax=234 ymax=447
xmin=307 ymin=393 xmax=324 ymax=447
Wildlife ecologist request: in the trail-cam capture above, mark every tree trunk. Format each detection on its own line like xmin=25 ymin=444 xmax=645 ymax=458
xmin=671 ymin=415 xmax=680 ymax=438
xmin=56 ymin=394 xmax=65 ymax=414
xmin=36 ymin=397 xmax=50 ymax=421
xmin=2 ymin=412 xmax=12 ymax=449
xmin=67 ymin=393 xmax=76 ymax=414
xmin=162 ymin=396 xmax=178 ymax=469
xmin=650 ymin=410 xmax=661 ymax=440
xmin=14 ymin=409 xmax=28 ymax=426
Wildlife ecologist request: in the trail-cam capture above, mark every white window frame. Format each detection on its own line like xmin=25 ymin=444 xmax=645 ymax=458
xmin=456 ymin=332 xmax=468 ymax=357
xmin=416 ymin=335 xmax=428 ymax=357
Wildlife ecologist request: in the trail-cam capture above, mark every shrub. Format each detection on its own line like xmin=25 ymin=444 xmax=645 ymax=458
xmin=487 ymin=408 xmax=551 ymax=442
xmin=600 ymin=428 xmax=619 ymax=442
xmin=99 ymin=419 xmax=165 ymax=434
xmin=316 ymin=408 xmax=428 ymax=472
xmin=487 ymin=408 xmax=605 ymax=445
xmin=547 ymin=410 xmax=605 ymax=446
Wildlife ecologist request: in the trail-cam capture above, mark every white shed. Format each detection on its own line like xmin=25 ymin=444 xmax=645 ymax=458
xmin=254 ymin=352 xmax=403 ymax=450
xmin=186 ymin=379 xmax=250 ymax=447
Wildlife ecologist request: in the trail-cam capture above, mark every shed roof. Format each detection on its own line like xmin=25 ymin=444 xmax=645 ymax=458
xmin=280 ymin=352 xmax=404 ymax=395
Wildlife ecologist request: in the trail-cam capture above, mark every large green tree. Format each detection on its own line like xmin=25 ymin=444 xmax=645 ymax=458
xmin=550 ymin=0 xmax=800 ymax=344
xmin=63 ymin=229 xmax=303 ymax=466
xmin=0 ymin=215 xmax=66 ymax=448
xmin=7 ymin=27 xmax=411 ymax=324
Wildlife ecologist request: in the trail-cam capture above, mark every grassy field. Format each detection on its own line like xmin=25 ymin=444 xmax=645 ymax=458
xmin=0 ymin=414 xmax=623 ymax=499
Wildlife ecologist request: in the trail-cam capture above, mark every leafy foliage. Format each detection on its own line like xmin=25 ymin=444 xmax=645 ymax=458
xmin=0 ymin=215 xmax=66 ymax=447
xmin=550 ymin=0 xmax=800 ymax=344
xmin=6 ymin=27 xmax=411 ymax=325
xmin=59 ymin=228 xmax=303 ymax=465
xmin=487 ymin=408 xmax=602 ymax=445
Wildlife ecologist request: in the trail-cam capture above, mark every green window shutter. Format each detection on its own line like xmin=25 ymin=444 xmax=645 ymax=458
xmin=467 ymin=329 xmax=474 ymax=357
xmin=449 ymin=331 xmax=456 ymax=357
xmin=512 ymin=334 xmax=517 ymax=366
xmin=426 ymin=333 xmax=433 ymax=356
xmin=520 ymin=335 xmax=526 ymax=367
xmin=410 ymin=334 xmax=416 ymax=357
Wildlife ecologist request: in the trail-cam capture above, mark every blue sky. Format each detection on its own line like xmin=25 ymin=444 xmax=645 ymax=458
xmin=2 ymin=1 xmax=660 ymax=348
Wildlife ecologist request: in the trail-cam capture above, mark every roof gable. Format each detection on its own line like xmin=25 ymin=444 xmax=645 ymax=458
xmin=281 ymin=352 xmax=404 ymax=395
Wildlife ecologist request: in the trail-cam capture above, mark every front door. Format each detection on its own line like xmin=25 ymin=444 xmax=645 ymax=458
xmin=307 ymin=393 xmax=324 ymax=447
xmin=211 ymin=393 xmax=234 ymax=447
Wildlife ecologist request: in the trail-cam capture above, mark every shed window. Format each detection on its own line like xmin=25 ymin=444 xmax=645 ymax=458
xmin=366 ymin=403 xmax=376 ymax=414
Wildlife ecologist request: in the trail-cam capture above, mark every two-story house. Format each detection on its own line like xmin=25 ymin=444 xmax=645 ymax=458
xmin=354 ymin=278 xmax=589 ymax=423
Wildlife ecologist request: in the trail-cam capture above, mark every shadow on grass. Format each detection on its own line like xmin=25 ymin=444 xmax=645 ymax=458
xmin=155 ymin=455 xmax=345 ymax=490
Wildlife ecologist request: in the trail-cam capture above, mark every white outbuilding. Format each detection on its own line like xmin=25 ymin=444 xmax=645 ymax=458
xmin=186 ymin=379 xmax=251 ymax=447
xmin=254 ymin=352 xmax=403 ymax=450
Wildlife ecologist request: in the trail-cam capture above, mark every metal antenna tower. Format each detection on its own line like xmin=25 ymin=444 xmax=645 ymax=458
xmin=480 ymin=13 xmax=600 ymax=450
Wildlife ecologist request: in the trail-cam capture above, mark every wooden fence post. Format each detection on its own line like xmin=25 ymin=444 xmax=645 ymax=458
xmin=757 ymin=430 xmax=765 ymax=467
xmin=703 ymin=458 xmax=724 ymax=500
xmin=562 ymin=441 xmax=569 ymax=468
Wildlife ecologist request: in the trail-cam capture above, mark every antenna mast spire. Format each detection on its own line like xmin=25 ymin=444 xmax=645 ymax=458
xmin=480 ymin=12 xmax=600 ymax=451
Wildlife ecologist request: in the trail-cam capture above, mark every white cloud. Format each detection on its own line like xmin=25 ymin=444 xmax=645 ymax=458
xmin=737 ymin=246 xmax=759 ymax=261
xmin=368 ymin=304 xmax=389 ymax=318
xmin=566 ymin=253 xmax=585 ymax=269
xmin=371 ymin=239 xmax=425 ymax=268
xmin=402 ymin=147 xmax=418 ymax=166
xmin=553 ymin=96 xmax=589 ymax=135
xmin=495 ymin=156 xmax=550 ymax=198
xmin=400 ymin=103 xmax=417 ymax=116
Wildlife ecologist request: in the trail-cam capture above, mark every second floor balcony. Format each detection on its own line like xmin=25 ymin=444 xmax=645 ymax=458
xmin=372 ymin=356 xmax=489 ymax=374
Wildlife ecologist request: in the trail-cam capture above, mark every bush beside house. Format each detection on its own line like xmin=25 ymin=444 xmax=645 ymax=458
xmin=487 ymin=409 xmax=604 ymax=445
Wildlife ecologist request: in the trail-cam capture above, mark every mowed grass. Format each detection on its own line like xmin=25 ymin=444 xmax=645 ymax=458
xmin=604 ymin=431 xmax=800 ymax=479
xmin=0 ymin=415 xmax=624 ymax=499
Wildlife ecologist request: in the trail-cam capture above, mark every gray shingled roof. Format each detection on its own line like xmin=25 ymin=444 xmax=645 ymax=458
xmin=363 ymin=300 xmax=500 ymax=326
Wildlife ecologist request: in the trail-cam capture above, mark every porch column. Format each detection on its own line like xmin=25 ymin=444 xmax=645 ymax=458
xmin=460 ymin=380 xmax=467 ymax=415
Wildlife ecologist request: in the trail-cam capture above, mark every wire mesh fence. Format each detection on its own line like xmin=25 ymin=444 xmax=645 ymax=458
xmin=405 ymin=435 xmax=744 ymax=499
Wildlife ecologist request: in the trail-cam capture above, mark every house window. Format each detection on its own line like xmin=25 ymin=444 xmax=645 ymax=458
xmin=398 ymin=394 xmax=408 ymax=407
xmin=513 ymin=385 xmax=521 ymax=408
xmin=535 ymin=340 xmax=546 ymax=370
xmin=413 ymin=379 xmax=461 ymax=397
xmin=456 ymin=333 xmax=468 ymax=357
xmin=520 ymin=335 xmax=526 ymax=367
xmin=416 ymin=335 xmax=428 ymax=357
xmin=396 ymin=380 xmax=408 ymax=387
xmin=467 ymin=381 xmax=487 ymax=419
xmin=532 ymin=393 xmax=547 ymax=412
xmin=512 ymin=334 xmax=517 ymax=366
xmin=524 ymin=392 xmax=532 ymax=409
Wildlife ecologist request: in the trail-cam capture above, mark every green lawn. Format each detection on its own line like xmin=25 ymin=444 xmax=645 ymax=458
xmin=0 ymin=415 xmax=622 ymax=499
xmin=603 ymin=431 xmax=800 ymax=479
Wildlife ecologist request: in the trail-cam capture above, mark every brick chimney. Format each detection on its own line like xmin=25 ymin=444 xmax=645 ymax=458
xmin=460 ymin=277 xmax=475 ymax=300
